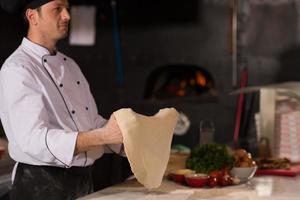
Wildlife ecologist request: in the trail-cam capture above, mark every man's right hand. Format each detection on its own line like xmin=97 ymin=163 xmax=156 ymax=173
xmin=74 ymin=114 xmax=123 ymax=155
xmin=99 ymin=114 xmax=123 ymax=144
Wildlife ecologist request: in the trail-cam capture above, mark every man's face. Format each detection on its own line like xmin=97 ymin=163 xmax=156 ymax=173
xmin=36 ymin=0 xmax=70 ymax=40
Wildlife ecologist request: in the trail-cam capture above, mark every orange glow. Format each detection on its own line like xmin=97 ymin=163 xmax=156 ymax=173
xmin=196 ymin=71 xmax=207 ymax=87
xmin=177 ymin=90 xmax=186 ymax=96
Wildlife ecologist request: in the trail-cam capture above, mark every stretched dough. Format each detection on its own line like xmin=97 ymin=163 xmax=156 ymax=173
xmin=114 ymin=108 xmax=179 ymax=188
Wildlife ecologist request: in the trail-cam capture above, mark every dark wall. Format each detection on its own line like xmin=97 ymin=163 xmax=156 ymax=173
xmin=0 ymin=12 xmax=25 ymax=66
xmin=1 ymin=0 xmax=300 ymax=150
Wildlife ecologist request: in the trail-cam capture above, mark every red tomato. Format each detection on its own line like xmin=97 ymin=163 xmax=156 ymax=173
xmin=219 ymin=175 xmax=233 ymax=186
xmin=220 ymin=167 xmax=230 ymax=176
xmin=208 ymin=177 xmax=218 ymax=187
xmin=209 ymin=170 xmax=222 ymax=178
xmin=219 ymin=176 xmax=229 ymax=186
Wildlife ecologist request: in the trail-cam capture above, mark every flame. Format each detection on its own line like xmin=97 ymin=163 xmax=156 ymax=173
xmin=196 ymin=71 xmax=207 ymax=87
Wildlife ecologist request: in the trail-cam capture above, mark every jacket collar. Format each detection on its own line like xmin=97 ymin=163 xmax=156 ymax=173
xmin=22 ymin=37 xmax=57 ymax=58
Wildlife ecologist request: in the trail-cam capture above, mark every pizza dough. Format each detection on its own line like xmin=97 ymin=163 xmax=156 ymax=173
xmin=114 ymin=108 xmax=179 ymax=188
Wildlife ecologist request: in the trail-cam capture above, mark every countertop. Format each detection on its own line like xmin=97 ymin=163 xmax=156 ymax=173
xmin=79 ymin=175 xmax=300 ymax=200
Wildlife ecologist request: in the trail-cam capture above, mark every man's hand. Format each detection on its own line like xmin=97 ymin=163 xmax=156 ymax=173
xmin=99 ymin=114 xmax=123 ymax=144
xmin=74 ymin=114 xmax=123 ymax=155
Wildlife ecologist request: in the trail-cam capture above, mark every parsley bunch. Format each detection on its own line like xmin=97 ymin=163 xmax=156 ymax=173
xmin=186 ymin=143 xmax=234 ymax=174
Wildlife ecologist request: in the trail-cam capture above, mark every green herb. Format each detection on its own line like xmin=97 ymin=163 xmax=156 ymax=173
xmin=186 ymin=143 xmax=234 ymax=174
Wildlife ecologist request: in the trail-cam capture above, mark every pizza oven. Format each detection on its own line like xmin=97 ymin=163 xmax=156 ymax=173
xmin=144 ymin=64 xmax=217 ymax=101
xmin=141 ymin=64 xmax=219 ymax=148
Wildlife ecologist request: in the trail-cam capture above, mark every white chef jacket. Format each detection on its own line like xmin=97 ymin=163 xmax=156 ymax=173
xmin=0 ymin=38 xmax=121 ymax=173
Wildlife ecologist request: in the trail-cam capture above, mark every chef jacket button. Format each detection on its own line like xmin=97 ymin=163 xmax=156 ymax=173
xmin=59 ymin=83 xmax=63 ymax=88
xmin=85 ymin=107 xmax=88 ymax=110
xmin=72 ymin=110 xmax=75 ymax=114
xmin=64 ymin=58 xmax=67 ymax=61
xmin=44 ymin=59 xmax=47 ymax=62
xmin=77 ymin=81 xmax=80 ymax=85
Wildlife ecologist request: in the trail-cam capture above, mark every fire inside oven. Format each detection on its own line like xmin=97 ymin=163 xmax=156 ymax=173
xmin=144 ymin=64 xmax=216 ymax=100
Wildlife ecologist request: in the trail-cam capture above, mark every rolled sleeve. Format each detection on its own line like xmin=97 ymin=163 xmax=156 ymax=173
xmin=45 ymin=129 xmax=78 ymax=166
xmin=1 ymin=64 xmax=77 ymax=166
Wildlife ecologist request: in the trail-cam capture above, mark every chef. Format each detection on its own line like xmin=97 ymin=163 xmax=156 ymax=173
xmin=0 ymin=0 xmax=124 ymax=199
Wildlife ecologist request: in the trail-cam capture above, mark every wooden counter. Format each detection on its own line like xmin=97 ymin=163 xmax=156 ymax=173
xmin=79 ymin=175 xmax=300 ymax=200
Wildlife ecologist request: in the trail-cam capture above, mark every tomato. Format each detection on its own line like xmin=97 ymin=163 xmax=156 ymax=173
xmin=219 ymin=175 xmax=233 ymax=186
xmin=220 ymin=167 xmax=230 ymax=176
xmin=219 ymin=176 xmax=229 ymax=186
xmin=208 ymin=177 xmax=218 ymax=187
xmin=209 ymin=170 xmax=222 ymax=178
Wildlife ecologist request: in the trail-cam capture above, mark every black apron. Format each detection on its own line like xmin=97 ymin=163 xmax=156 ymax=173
xmin=10 ymin=163 xmax=93 ymax=200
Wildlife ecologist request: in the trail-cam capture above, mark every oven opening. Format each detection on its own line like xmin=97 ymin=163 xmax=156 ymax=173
xmin=144 ymin=64 xmax=217 ymax=102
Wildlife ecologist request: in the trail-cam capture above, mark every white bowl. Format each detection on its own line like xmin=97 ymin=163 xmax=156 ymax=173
xmin=230 ymin=166 xmax=257 ymax=182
